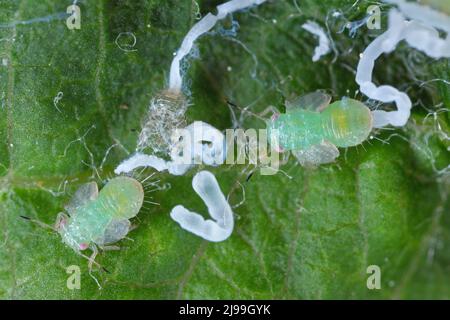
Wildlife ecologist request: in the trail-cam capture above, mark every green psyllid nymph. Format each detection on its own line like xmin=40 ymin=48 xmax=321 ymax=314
xmin=23 ymin=176 xmax=144 ymax=287
xmin=267 ymin=92 xmax=373 ymax=166
xmin=57 ymin=176 xmax=144 ymax=252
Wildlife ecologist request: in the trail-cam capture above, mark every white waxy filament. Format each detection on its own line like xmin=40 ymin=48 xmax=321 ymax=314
xmin=170 ymin=171 xmax=234 ymax=242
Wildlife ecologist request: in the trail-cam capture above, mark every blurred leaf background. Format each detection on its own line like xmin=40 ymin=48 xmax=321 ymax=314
xmin=0 ymin=0 xmax=449 ymax=299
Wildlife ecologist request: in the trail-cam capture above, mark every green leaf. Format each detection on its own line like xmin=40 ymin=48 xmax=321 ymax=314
xmin=0 ymin=0 xmax=449 ymax=299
